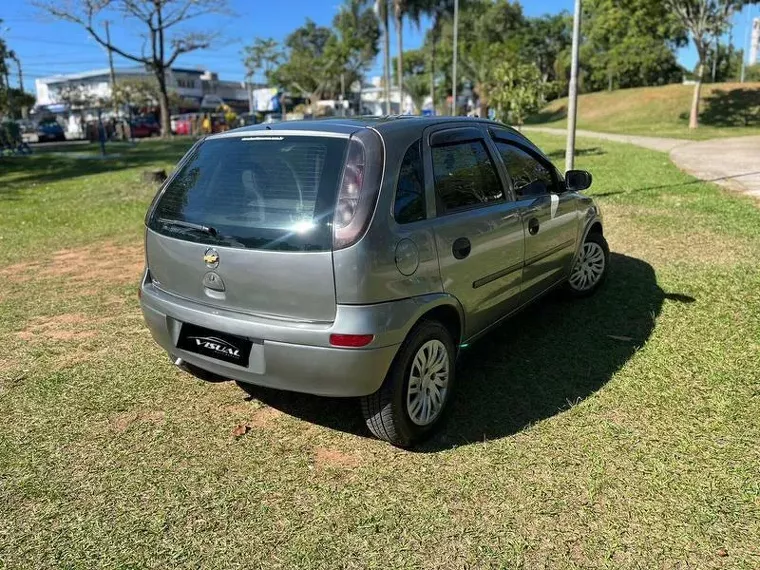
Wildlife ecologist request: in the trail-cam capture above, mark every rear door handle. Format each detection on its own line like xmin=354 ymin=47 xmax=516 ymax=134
xmin=452 ymin=237 xmax=471 ymax=259
xmin=528 ymin=217 xmax=540 ymax=235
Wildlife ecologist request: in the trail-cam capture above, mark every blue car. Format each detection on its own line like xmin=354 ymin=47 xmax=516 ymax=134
xmin=36 ymin=120 xmax=66 ymax=142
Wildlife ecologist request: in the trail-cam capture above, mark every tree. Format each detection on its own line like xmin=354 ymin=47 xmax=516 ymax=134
xmin=435 ymin=0 xmax=527 ymax=115
xmin=329 ymin=0 xmax=381 ymax=96
xmin=269 ymin=4 xmax=379 ymax=107
xmin=702 ymin=41 xmax=744 ymax=82
xmin=394 ymin=48 xmax=428 ymax=111
xmin=113 ymin=77 xmax=180 ymax=109
xmin=3 ymin=88 xmax=35 ymax=119
xmin=375 ymin=0 xmax=392 ymax=113
xmin=523 ymin=12 xmax=573 ymax=88
xmin=269 ymin=20 xmax=334 ymax=104
xmin=243 ymin=38 xmax=281 ymax=85
xmin=34 ymin=0 xmax=229 ymax=137
xmin=489 ymin=60 xmax=543 ymax=128
xmin=581 ymin=0 xmax=686 ymax=93
xmin=58 ymin=83 xmax=104 ymax=111
xmin=0 ymin=20 xmax=12 ymax=113
xmin=664 ymin=0 xmax=757 ymax=128
xmin=427 ymin=0 xmax=458 ymax=113
xmin=392 ymin=0 xmax=425 ymax=109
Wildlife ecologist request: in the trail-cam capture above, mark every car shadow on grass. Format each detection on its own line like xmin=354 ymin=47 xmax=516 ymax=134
xmin=235 ymin=253 xmax=695 ymax=451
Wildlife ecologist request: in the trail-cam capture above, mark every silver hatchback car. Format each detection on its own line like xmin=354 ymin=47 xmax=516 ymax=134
xmin=140 ymin=117 xmax=608 ymax=447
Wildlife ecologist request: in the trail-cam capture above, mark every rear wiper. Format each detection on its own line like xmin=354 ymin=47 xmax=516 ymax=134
xmin=158 ymin=218 xmax=218 ymax=237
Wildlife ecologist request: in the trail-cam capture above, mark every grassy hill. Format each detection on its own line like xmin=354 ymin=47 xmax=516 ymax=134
xmin=528 ymin=82 xmax=760 ymax=139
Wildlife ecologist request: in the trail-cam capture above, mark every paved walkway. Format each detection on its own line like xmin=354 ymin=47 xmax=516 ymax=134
xmin=525 ymin=127 xmax=760 ymax=200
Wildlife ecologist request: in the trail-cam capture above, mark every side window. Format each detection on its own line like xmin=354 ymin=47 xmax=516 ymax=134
xmin=431 ymin=140 xmax=503 ymax=213
xmin=495 ymin=141 xmax=558 ymax=198
xmin=393 ymin=140 xmax=426 ymax=224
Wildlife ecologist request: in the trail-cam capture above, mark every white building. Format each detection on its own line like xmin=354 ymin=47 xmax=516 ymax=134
xmin=35 ymin=66 xmax=249 ymax=112
xmin=359 ymin=76 xmax=415 ymax=115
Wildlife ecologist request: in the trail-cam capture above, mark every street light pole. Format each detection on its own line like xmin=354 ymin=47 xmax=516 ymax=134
xmin=451 ymin=0 xmax=459 ymax=116
xmin=565 ymin=0 xmax=582 ymax=172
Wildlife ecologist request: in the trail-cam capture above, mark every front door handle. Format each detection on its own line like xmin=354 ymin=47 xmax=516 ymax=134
xmin=528 ymin=217 xmax=540 ymax=235
xmin=452 ymin=237 xmax=471 ymax=260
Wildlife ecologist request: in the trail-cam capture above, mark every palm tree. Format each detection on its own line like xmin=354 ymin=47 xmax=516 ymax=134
xmin=392 ymin=0 xmax=425 ymax=113
xmin=375 ymin=0 xmax=392 ymax=114
xmin=421 ymin=0 xmax=455 ymax=114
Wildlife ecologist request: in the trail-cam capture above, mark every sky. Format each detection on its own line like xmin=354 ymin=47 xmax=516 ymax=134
xmin=1 ymin=0 xmax=758 ymax=91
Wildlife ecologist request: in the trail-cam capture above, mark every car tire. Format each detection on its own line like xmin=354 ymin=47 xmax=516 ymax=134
xmin=361 ymin=319 xmax=456 ymax=448
xmin=566 ymin=231 xmax=609 ymax=298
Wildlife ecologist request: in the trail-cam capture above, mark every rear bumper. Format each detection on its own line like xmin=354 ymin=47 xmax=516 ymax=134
xmin=140 ymin=277 xmax=408 ymax=397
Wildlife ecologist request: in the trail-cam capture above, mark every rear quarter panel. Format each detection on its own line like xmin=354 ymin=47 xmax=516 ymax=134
xmin=333 ymin=125 xmax=443 ymax=304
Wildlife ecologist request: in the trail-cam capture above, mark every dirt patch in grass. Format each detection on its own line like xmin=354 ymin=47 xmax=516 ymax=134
xmin=226 ymin=406 xmax=283 ymax=436
xmin=110 ymin=410 xmax=166 ymax=433
xmin=0 ymin=242 xmax=143 ymax=287
xmin=17 ymin=313 xmax=97 ymax=342
xmin=248 ymin=406 xmax=282 ymax=428
xmin=312 ymin=447 xmax=360 ymax=471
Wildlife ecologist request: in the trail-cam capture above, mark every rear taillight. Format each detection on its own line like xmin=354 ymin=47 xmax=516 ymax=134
xmin=333 ymin=131 xmax=384 ymax=250
xmin=329 ymin=333 xmax=374 ymax=348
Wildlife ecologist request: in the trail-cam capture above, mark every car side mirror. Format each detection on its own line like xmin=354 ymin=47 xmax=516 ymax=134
xmin=565 ymin=169 xmax=592 ymax=192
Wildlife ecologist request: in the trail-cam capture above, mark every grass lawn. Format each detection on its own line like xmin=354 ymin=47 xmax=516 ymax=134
xmin=528 ymin=82 xmax=760 ymax=140
xmin=1 ymin=136 xmax=759 ymax=569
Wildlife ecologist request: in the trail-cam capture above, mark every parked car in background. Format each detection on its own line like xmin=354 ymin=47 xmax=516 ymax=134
xmin=140 ymin=117 xmax=607 ymax=447
xmin=130 ymin=116 xmax=160 ymax=138
xmin=36 ymin=119 xmax=66 ymax=142
xmin=237 ymin=112 xmax=258 ymax=127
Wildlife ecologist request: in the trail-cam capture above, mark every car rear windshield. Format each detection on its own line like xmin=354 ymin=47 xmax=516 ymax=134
xmin=147 ymin=135 xmax=347 ymax=251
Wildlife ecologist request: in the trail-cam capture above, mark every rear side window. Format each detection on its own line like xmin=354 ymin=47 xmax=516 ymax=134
xmin=431 ymin=140 xmax=503 ymax=213
xmin=393 ymin=139 xmax=426 ymax=224
xmin=148 ymin=135 xmax=347 ymax=251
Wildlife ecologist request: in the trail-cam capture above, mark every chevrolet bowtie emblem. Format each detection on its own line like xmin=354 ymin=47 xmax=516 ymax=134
xmin=204 ymin=248 xmax=219 ymax=268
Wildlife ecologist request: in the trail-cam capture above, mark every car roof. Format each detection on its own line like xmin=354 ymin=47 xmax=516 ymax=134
xmin=222 ymin=116 xmax=522 ymax=138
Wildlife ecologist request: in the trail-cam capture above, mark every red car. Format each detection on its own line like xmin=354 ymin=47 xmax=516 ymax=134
xmin=130 ymin=117 xmax=161 ymax=138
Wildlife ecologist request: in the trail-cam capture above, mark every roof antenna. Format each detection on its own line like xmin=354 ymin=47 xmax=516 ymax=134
xmin=265 ymin=125 xmax=272 ymax=130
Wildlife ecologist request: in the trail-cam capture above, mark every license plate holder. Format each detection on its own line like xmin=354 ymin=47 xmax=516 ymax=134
xmin=177 ymin=323 xmax=252 ymax=367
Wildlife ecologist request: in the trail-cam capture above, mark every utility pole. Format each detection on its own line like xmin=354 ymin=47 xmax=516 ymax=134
xmin=104 ymin=21 xmax=119 ymax=120
xmin=565 ymin=0 xmax=582 ymax=172
xmin=451 ymin=0 xmax=459 ymax=116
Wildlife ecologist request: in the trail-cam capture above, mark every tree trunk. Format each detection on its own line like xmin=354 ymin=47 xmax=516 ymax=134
xmin=383 ymin=11 xmax=391 ymax=114
xmin=474 ymin=82 xmax=488 ymax=118
xmin=689 ymin=62 xmax=703 ymax=129
xmin=395 ymin=9 xmax=404 ymax=113
xmin=429 ymin=40 xmax=436 ymax=114
xmin=155 ymin=68 xmax=171 ymax=138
